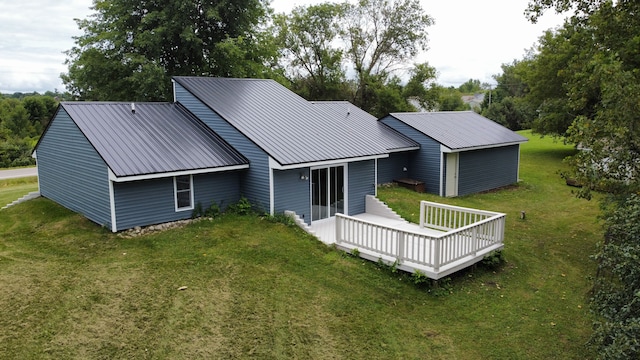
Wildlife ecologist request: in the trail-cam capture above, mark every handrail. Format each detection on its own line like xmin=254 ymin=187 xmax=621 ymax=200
xmin=419 ymin=200 xmax=504 ymax=231
xmin=420 ymin=200 xmax=501 ymax=217
xmin=335 ymin=202 xmax=506 ymax=273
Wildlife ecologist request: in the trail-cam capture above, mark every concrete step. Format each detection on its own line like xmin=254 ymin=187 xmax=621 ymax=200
xmin=2 ymin=191 xmax=40 ymax=210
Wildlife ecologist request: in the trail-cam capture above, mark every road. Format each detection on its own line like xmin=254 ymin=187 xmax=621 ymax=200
xmin=0 ymin=167 xmax=38 ymax=180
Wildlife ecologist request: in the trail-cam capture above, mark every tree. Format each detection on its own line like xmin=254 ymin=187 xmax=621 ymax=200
xmin=590 ymin=194 xmax=640 ymax=359
xmin=22 ymin=95 xmax=58 ymax=133
xmin=403 ymin=62 xmax=439 ymax=111
xmin=458 ymin=79 xmax=482 ymax=94
xmin=438 ymin=87 xmax=469 ymax=111
xmin=63 ymin=0 xmax=279 ymax=101
xmin=341 ymin=0 xmax=433 ymax=112
xmin=0 ymin=99 xmax=32 ymax=138
xmin=481 ymin=60 xmax=536 ymax=130
xmin=274 ymin=3 xmax=349 ymax=100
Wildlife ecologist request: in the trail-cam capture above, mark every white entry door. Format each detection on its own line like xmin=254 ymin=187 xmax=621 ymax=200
xmin=446 ymin=153 xmax=459 ymax=197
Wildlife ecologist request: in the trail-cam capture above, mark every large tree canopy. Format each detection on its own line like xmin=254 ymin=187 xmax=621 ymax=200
xmin=63 ymin=0 xmax=279 ymax=101
xmin=274 ymin=3 xmax=349 ymax=101
xmin=341 ymin=0 xmax=433 ymax=112
xmin=275 ymin=0 xmax=434 ymax=116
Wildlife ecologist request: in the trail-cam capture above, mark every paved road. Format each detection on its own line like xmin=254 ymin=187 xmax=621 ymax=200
xmin=0 ymin=167 xmax=38 ymax=180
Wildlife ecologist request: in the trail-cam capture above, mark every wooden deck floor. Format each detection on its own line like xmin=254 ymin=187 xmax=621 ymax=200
xmin=310 ymin=213 xmax=443 ymax=245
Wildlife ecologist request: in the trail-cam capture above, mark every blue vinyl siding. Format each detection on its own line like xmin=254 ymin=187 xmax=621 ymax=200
xmin=348 ymin=160 xmax=376 ymax=215
xmin=114 ymin=172 xmax=242 ymax=230
xmin=380 ymin=116 xmax=441 ymax=195
xmin=36 ymin=109 xmax=112 ymax=228
xmin=378 ymin=151 xmax=413 ymax=184
xmin=458 ymin=145 xmax=520 ymax=196
xmin=114 ymin=178 xmax=182 ymax=230
xmin=193 ymin=171 xmax=243 ymax=211
xmin=274 ymin=168 xmax=311 ymax=223
xmin=175 ymin=83 xmax=271 ymax=211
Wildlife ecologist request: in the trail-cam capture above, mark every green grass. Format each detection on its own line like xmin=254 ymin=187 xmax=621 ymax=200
xmin=0 ymin=176 xmax=38 ymax=206
xmin=0 ymin=131 xmax=601 ymax=359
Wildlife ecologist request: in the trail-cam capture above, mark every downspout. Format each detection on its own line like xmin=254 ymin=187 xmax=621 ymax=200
xmin=268 ymin=157 xmax=276 ymax=216
xmin=374 ymin=158 xmax=378 ymax=197
xmin=108 ymin=169 xmax=117 ymax=232
xmin=32 ymin=150 xmax=41 ymax=194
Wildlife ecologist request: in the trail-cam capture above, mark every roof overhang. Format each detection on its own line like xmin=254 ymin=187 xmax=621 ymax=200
xmin=387 ymin=146 xmax=420 ymax=153
xmin=108 ymin=164 xmax=249 ymax=183
xmin=440 ymin=141 xmax=527 ymax=153
xmin=270 ymin=154 xmax=389 ymax=170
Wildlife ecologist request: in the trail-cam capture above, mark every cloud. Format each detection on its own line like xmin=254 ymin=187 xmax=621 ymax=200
xmin=0 ymin=0 xmax=566 ymax=94
xmin=0 ymin=0 xmax=92 ymax=93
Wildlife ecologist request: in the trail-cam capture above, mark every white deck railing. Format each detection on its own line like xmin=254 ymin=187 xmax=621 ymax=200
xmin=335 ymin=201 xmax=505 ymax=272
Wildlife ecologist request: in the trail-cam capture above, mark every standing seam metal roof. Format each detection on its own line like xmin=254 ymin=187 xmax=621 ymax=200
xmin=311 ymin=101 xmax=420 ymax=151
xmin=173 ymin=77 xmax=389 ymax=166
xmin=386 ymin=111 xmax=528 ymax=150
xmin=60 ymin=102 xmax=248 ymax=177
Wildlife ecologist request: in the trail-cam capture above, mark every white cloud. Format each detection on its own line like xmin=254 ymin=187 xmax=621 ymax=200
xmin=0 ymin=0 xmax=566 ymax=93
xmin=0 ymin=0 xmax=92 ymax=93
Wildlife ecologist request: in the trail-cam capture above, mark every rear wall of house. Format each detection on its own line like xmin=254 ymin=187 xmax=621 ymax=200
xmin=175 ymin=83 xmax=271 ymax=211
xmin=377 ymin=152 xmax=413 ymax=184
xmin=379 ymin=116 xmax=441 ymax=195
xmin=113 ymin=171 xmax=242 ymax=231
xmin=273 ymin=168 xmax=311 ymax=223
xmin=36 ymin=109 xmax=112 ymax=228
xmin=457 ymin=145 xmax=520 ymax=196
xmin=348 ymin=159 xmax=376 ymax=215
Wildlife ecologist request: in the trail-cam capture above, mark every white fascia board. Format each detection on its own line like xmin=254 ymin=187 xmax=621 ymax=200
xmin=440 ymin=145 xmax=453 ymax=153
xmin=441 ymin=141 xmax=528 ymax=153
xmin=387 ymin=146 xmax=420 ymax=153
xmin=109 ymin=164 xmax=249 ymax=183
xmin=270 ymin=154 xmax=389 ymax=171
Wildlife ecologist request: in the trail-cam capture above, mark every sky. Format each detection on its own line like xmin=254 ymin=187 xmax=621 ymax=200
xmin=0 ymin=0 xmax=567 ymax=94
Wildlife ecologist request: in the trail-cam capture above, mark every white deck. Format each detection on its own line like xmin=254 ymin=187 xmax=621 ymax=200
xmin=310 ymin=213 xmax=443 ymax=245
xmin=292 ymin=196 xmax=505 ymax=280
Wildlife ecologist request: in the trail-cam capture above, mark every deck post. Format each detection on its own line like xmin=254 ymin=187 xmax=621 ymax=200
xmin=335 ymin=215 xmax=342 ymax=244
xmin=472 ymin=226 xmax=478 ymax=256
xmin=397 ymin=232 xmax=405 ymax=262
xmin=434 ymin=238 xmax=440 ymax=272
xmin=419 ymin=201 xmax=425 ymax=228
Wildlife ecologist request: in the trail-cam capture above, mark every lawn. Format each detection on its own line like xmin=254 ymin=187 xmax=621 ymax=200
xmin=0 ymin=131 xmax=601 ymax=359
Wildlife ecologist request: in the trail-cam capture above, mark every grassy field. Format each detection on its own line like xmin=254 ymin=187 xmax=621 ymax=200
xmin=0 ymin=131 xmax=601 ymax=359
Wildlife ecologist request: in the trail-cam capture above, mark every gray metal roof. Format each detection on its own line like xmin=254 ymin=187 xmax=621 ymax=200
xmin=312 ymin=101 xmax=420 ymax=152
xmin=60 ymin=102 xmax=248 ymax=177
xmin=386 ymin=111 xmax=528 ymax=150
xmin=173 ymin=77 xmax=388 ymax=166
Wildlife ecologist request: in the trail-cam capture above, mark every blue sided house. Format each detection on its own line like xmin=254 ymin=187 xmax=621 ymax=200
xmin=34 ymin=77 xmax=527 ymax=232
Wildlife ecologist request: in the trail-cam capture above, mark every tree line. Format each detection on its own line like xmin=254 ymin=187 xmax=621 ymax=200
xmin=0 ymin=92 xmax=66 ymax=168
xmin=62 ymin=0 xmax=482 ymax=117
xmin=482 ymin=1 xmax=640 ymax=358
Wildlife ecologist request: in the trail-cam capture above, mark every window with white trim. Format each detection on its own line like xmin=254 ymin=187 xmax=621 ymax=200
xmin=174 ymin=175 xmax=193 ymax=211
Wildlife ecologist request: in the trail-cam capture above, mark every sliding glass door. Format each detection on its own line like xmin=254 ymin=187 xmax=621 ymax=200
xmin=311 ymin=166 xmax=345 ymax=221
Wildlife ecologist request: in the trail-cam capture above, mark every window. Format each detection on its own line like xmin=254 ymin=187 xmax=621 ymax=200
xmin=174 ymin=175 xmax=193 ymax=211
